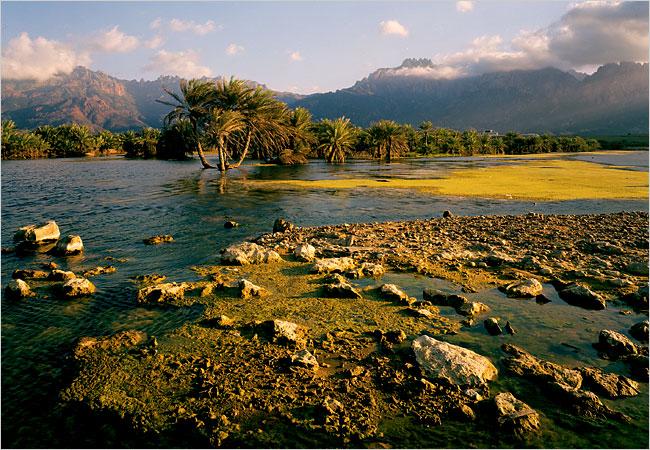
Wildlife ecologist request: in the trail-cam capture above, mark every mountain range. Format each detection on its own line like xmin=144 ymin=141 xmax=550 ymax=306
xmin=2 ymin=60 xmax=648 ymax=135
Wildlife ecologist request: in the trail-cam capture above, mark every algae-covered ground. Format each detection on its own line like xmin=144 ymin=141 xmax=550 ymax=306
xmin=249 ymin=158 xmax=648 ymax=200
xmin=58 ymin=212 xmax=649 ymax=448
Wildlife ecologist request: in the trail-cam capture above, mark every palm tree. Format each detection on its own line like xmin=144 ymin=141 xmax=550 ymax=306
xmin=366 ymin=120 xmax=409 ymax=163
xmin=157 ymin=79 xmax=216 ymax=168
xmin=315 ymin=117 xmax=357 ymax=163
xmin=203 ymin=108 xmax=245 ymax=172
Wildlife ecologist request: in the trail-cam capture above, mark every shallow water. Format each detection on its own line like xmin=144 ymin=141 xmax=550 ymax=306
xmin=1 ymin=152 xmax=648 ymax=447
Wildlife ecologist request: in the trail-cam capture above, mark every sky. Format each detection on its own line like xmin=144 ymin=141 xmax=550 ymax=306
xmin=2 ymin=1 xmax=648 ymax=94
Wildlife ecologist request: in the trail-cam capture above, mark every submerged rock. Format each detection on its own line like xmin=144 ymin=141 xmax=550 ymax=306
xmin=597 ymin=330 xmax=638 ymax=358
xmin=324 ymin=281 xmax=362 ymax=299
xmin=273 ymin=218 xmax=295 ymax=233
xmin=223 ymin=221 xmax=239 ymax=229
xmin=293 ymin=243 xmax=316 ymax=262
xmin=60 ymin=277 xmax=96 ymax=298
xmin=380 ymin=284 xmax=413 ymax=305
xmin=130 ymin=274 xmax=167 ymax=284
xmin=5 ymin=279 xmax=35 ymax=300
xmin=143 ymin=235 xmax=174 ymax=245
xmin=484 ymin=318 xmax=503 ymax=336
xmin=557 ymin=283 xmax=606 ymax=310
xmin=238 ymin=279 xmax=268 ymax=299
xmin=578 ymin=367 xmax=640 ymax=398
xmin=16 ymin=220 xmax=60 ymax=243
xmin=412 ymin=335 xmax=498 ymax=387
xmin=221 ymin=242 xmax=282 ymax=265
xmin=503 ymin=278 xmax=543 ymax=298
xmin=501 ymin=344 xmax=582 ymax=389
xmin=493 ymin=392 xmax=541 ymax=438
xmin=422 ymin=289 xmax=466 ymax=308
xmin=82 ymin=266 xmax=117 ymax=277
xmin=313 ymin=257 xmax=356 ymax=274
xmin=55 ymin=235 xmax=84 ymax=255
xmin=12 ymin=269 xmax=49 ymax=279
xmin=74 ymin=330 xmax=149 ymax=359
xmin=136 ymin=282 xmax=186 ymax=304
xmin=456 ymin=300 xmax=490 ymax=318
xmin=629 ymin=320 xmax=649 ymax=342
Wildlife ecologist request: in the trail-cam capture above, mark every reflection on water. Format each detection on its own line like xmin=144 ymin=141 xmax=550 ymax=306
xmin=1 ymin=152 xmax=648 ymax=447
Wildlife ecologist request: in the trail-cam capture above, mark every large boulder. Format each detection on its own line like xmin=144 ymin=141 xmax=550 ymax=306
xmin=503 ymin=278 xmax=543 ymax=298
xmin=60 ymin=277 xmax=96 ymax=298
xmin=501 ymin=344 xmax=582 ymax=389
xmin=293 ymin=243 xmax=316 ymax=262
xmin=493 ymin=392 xmax=541 ymax=438
xmin=136 ymin=282 xmax=186 ymax=304
xmin=557 ymin=283 xmax=606 ymax=310
xmin=380 ymin=284 xmax=414 ymax=305
xmin=221 ymin=242 xmax=282 ymax=265
xmin=412 ymin=335 xmax=498 ymax=387
xmin=55 ymin=235 xmax=84 ymax=255
xmin=313 ymin=257 xmax=356 ymax=274
xmin=5 ymin=279 xmax=35 ymax=300
xmin=238 ymin=279 xmax=268 ymax=299
xmin=597 ymin=330 xmax=638 ymax=358
xmin=16 ymin=220 xmax=60 ymax=243
xmin=578 ymin=367 xmax=640 ymax=398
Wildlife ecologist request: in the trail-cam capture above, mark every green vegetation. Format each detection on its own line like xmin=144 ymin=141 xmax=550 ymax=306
xmin=0 ymin=77 xmax=616 ymax=163
xmin=593 ymin=134 xmax=649 ymax=150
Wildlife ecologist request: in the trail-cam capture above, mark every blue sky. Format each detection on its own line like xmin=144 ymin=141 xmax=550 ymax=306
xmin=2 ymin=1 xmax=648 ymax=93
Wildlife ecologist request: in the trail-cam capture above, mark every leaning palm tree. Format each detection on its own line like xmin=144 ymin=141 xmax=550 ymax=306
xmin=157 ymin=79 xmax=216 ymax=169
xmin=315 ymin=117 xmax=357 ymax=163
xmin=366 ymin=120 xmax=409 ymax=163
xmin=203 ymin=108 xmax=246 ymax=172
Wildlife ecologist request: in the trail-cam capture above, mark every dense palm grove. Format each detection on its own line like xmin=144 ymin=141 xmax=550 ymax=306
xmin=2 ymin=77 xmax=601 ymax=165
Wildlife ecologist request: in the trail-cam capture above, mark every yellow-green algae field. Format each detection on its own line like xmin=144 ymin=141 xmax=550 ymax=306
xmin=250 ymin=158 xmax=648 ymax=201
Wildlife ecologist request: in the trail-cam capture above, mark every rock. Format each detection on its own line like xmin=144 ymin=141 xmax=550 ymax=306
xmin=625 ymin=261 xmax=648 ymax=276
xmin=452 ymin=404 xmax=476 ymax=421
xmin=143 ymin=235 xmax=174 ymax=245
xmin=17 ymin=220 xmax=60 ymax=243
xmin=412 ymin=308 xmax=439 ymax=319
xmin=238 ymin=279 xmax=268 ymax=299
xmin=5 ymin=279 xmax=35 ymax=299
xmin=2 ymin=246 xmax=15 ymax=254
xmin=456 ymin=300 xmax=490 ymax=317
xmin=629 ymin=321 xmax=648 ymax=342
xmin=136 ymin=282 xmax=186 ymax=304
xmin=501 ymin=344 xmax=582 ymax=389
xmin=82 ymin=266 xmax=117 ymax=277
xmin=212 ymin=315 xmax=235 ymax=328
xmin=321 ymin=397 xmax=344 ymax=416
xmin=597 ymin=330 xmax=638 ymax=358
xmin=47 ymin=270 xmax=76 ymax=281
xmin=549 ymin=381 xmax=630 ymax=423
xmin=12 ymin=269 xmax=49 ymax=279
xmin=493 ymin=392 xmax=541 ymax=438
xmin=55 ymin=235 xmax=84 ymax=255
xmin=223 ymin=221 xmax=239 ymax=229
xmin=293 ymin=243 xmax=316 ymax=262
xmin=273 ymin=218 xmax=295 ymax=233
xmin=291 ymin=349 xmax=319 ymax=370
xmin=484 ymin=251 xmax=516 ymax=267
xmin=423 ymin=289 xmax=466 ymax=308
xmin=313 ymin=257 xmax=356 ymax=274
xmin=503 ymin=278 xmax=543 ymax=298
xmin=578 ymin=367 xmax=640 ymax=398
xmin=535 ymin=294 xmax=551 ymax=304
xmin=360 ymin=262 xmax=385 ymax=278
xmin=380 ymin=330 xmax=407 ymax=344
xmin=558 ymin=283 xmax=606 ymax=310
xmin=484 ymin=318 xmax=503 ymax=336
xmin=42 ymin=262 xmax=58 ymax=270
xmin=74 ymin=330 xmax=148 ymax=359
xmin=130 ymin=274 xmax=167 ymax=284
xmin=627 ymin=354 xmax=650 ymax=380
xmin=622 ymin=284 xmax=649 ymax=309
xmin=380 ymin=284 xmax=414 ymax=305
xmin=504 ymin=321 xmax=516 ymax=335
xmin=221 ymin=242 xmax=282 ymax=265
xmin=60 ymin=278 xmax=96 ymax=298
xmin=263 ymin=319 xmax=307 ymax=348
xmin=442 ymin=210 xmax=453 ymax=218
xmin=412 ymin=335 xmax=498 ymax=387
xmin=324 ymin=281 xmax=362 ymax=299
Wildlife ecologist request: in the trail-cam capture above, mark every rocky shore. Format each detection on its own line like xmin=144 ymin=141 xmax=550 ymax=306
xmin=25 ymin=212 xmax=649 ymax=447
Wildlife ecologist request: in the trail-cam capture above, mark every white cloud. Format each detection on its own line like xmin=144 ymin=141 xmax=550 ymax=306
xmin=456 ymin=1 xmax=474 ymax=13
xmin=225 ymin=43 xmax=244 ymax=56
xmin=424 ymin=1 xmax=648 ymax=79
xmin=379 ymin=20 xmax=409 ymax=37
xmin=1 ymin=32 xmax=90 ymax=80
xmin=169 ymin=19 xmax=217 ymax=35
xmin=289 ymin=51 xmax=303 ymax=62
xmin=150 ymin=18 xmax=162 ymax=30
xmin=145 ymin=35 xmax=165 ymax=49
xmin=143 ymin=49 xmax=212 ymax=79
xmin=90 ymin=26 xmax=139 ymax=53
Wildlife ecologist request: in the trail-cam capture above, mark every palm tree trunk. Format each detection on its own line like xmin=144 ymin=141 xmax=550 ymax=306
xmin=227 ymin=129 xmax=252 ymax=169
xmin=218 ymin=138 xmax=227 ymax=173
xmin=197 ymin=141 xmax=217 ymax=169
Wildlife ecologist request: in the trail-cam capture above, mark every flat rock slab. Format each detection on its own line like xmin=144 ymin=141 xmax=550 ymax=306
xmin=412 ymin=335 xmax=498 ymax=387
xmin=16 ymin=220 xmax=60 ymax=243
xmin=313 ymin=257 xmax=356 ymax=274
xmin=137 ymin=282 xmax=186 ymax=304
xmin=222 ymin=242 xmax=282 ymax=265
